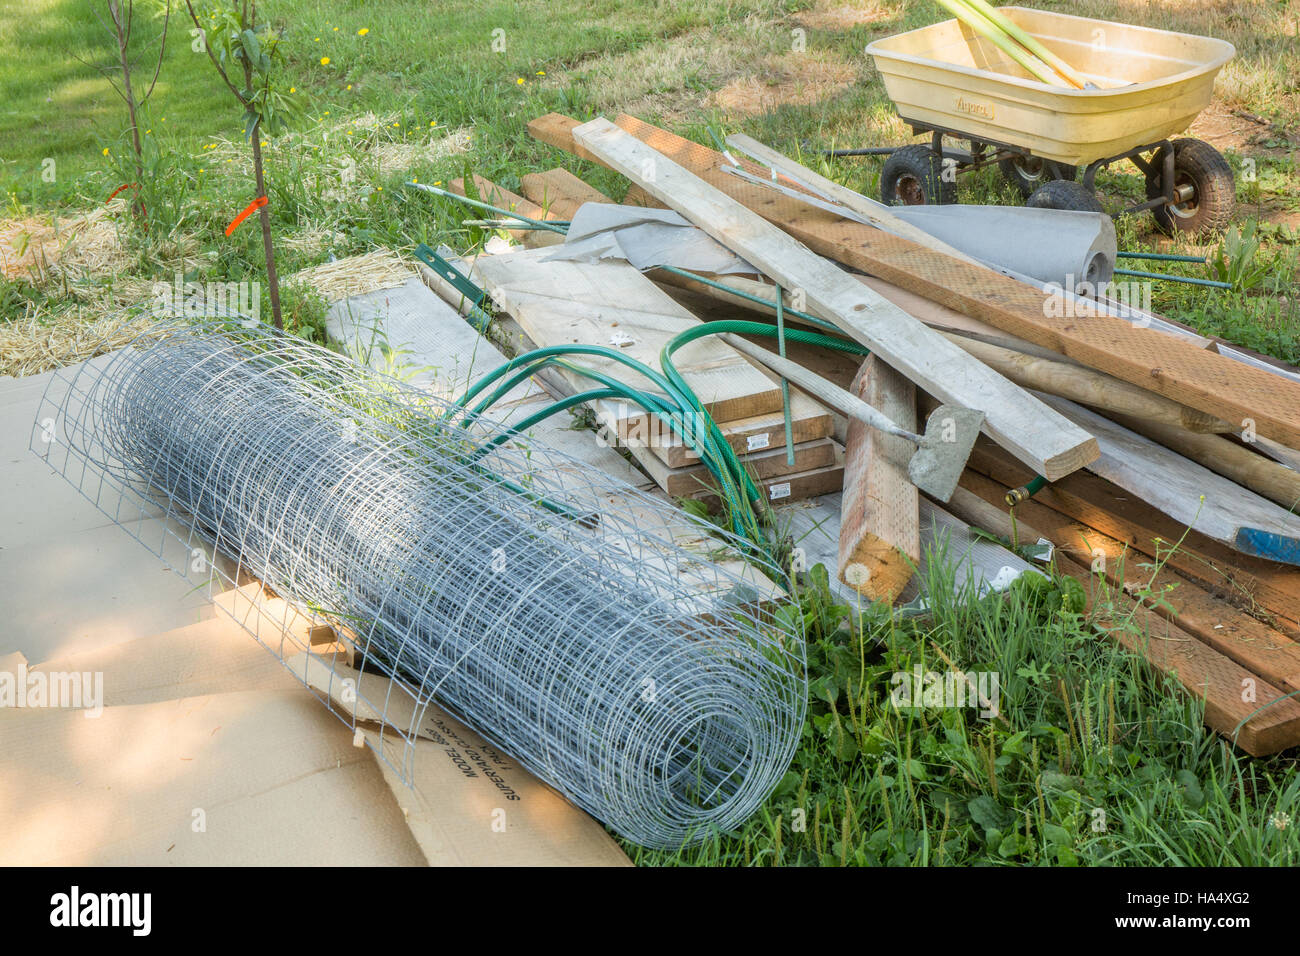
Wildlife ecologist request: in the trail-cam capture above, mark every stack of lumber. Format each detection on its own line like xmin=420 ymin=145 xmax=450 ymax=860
xmin=441 ymin=110 xmax=1300 ymax=754
xmin=452 ymin=175 xmax=844 ymax=510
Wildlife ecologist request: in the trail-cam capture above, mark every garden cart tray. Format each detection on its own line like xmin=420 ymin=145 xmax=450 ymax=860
xmin=863 ymin=7 xmax=1237 ymax=233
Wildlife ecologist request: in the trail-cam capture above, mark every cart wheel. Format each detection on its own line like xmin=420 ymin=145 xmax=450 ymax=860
xmin=1145 ymin=138 xmax=1236 ymax=235
xmin=880 ymin=144 xmax=955 ymax=205
xmin=1026 ymin=180 xmax=1104 ymax=213
xmin=999 ymin=155 xmax=1078 ymax=198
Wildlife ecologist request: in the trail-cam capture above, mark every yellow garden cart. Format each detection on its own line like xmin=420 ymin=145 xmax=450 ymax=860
xmin=862 ymin=7 xmax=1237 ymax=233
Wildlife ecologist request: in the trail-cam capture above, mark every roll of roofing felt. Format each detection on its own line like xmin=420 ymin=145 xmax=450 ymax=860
xmin=887 ymin=204 xmax=1117 ymax=291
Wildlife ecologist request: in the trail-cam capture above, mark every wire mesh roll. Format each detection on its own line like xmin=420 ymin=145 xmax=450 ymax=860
xmin=35 ymin=318 xmax=806 ymax=848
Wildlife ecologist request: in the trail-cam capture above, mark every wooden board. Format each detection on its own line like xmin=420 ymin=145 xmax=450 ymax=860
xmin=520 ymin=167 xmax=614 ymax=218
xmin=634 ymin=388 xmax=834 ymax=468
xmin=960 ymin=469 xmax=1300 ymax=696
xmin=570 ymin=116 xmax=1100 ymax=482
xmin=966 ymin=442 xmax=1300 ymax=637
xmin=838 ymin=355 xmax=919 ymax=602
xmin=688 ymin=450 xmax=845 ymax=513
xmin=449 ymin=175 xmax=563 ymax=247
xmin=511 ymin=162 xmax=1075 ymax=367
xmin=470 ymin=245 xmax=783 ymax=437
xmin=724 ymin=132 xmax=981 ymax=266
xmin=629 ymin=437 xmax=836 ymax=497
xmin=531 ymin=111 xmax=1300 ymax=450
xmin=1110 ymin=412 xmax=1300 ymax=510
xmin=1038 ymin=393 xmax=1300 ymax=566
xmin=1055 ymin=554 xmax=1300 ymax=756
xmin=947 ymin=334 xmax=1229 ymax=434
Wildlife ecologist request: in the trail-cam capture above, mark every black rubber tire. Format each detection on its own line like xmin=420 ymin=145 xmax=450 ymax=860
xmin=999 ymin=154 xmax=1078 ymax=198
xmin=1025 ymin=179 xmax=1105 ymax=213
xmin=879 ymin=144 xmax=956 ymax=205
xmin=1145 ymin=138 xmax=1236 ymax=236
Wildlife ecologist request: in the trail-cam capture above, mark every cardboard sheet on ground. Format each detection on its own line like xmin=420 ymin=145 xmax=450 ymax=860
xmin=292 ymin=654 xmax=629 ymax=866
xmin=3 ymin=359 xmax=222 ymax=663
xmin=0 ymin=687 xmax=427 ymax=866
xmin=0 ymin=633 xmax=631 ymax=865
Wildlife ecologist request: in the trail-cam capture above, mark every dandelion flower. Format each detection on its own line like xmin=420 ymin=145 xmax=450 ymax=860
xmin=536 ymin=70 xmax=545 ymax=76
xmin=314 ymin=37 xmax=320 ymax=42
xmin=357 ymin=27 xmax=369 ymax=36
xmin=102 ymin=147 xmax=110 ymax=156
xmin=289 ymin=87 xmax=296 ymax=93
xmin=320 ymin=56 xmax=330 ymax=65
xmin=333 ymin=26 xmax=339 ymax=32
xmin=516 ymin=77 xmax=524 ymax=85
xmin=346 ymin=84 xmax=352 ymax=90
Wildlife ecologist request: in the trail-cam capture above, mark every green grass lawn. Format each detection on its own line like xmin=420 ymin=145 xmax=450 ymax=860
xmin=3 ymin=0 xmax=1300 ymax=866
xmin=3 ymin=0 xmax=1297 ymax=355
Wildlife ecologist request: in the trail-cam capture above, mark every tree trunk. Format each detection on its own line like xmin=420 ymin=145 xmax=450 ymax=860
xmin=109 ymin=0 xmax=146 ymax=220
xmin=250 ymin=127 xmax=283 ymax=330
xmin=242 ymin=47 xmax=282 ymax=330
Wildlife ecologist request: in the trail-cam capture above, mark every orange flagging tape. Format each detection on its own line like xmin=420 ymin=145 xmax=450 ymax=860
xmin=106 ymin=183 xmax=146 ymax=221
xmin=225 ymin=195 xmax=269 ymax=236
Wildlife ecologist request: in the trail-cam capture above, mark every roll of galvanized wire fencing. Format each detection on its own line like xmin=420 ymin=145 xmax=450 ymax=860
xmin=32 ymin=316 xmax=806 ymax=848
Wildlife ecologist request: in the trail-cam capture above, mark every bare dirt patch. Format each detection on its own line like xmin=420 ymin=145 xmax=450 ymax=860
xmin=708 ymin=52 xmax=858 ymax=116
xmin=793 ymin=1 xmax=895 ymax=32
xmin=1190 ymin=104 xmax=1297 ymax=158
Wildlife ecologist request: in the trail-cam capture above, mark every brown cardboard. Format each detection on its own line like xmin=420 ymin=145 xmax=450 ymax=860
xmin=295 ymin=653 xmax=632 ymax=866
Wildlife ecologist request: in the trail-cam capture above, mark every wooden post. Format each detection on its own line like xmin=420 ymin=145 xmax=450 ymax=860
xmin=837 ymin=356 xmax=920 ymax=602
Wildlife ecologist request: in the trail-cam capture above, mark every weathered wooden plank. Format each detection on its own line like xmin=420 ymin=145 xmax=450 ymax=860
xmin=1109 ymin=413 xmax=1300 ymax=511
xmin=470 ymin=245 xmax=783 ymax=436
xmin=965 ymin=442 xmax=1300 ymax=636
xmin=838 ymin=356 xmax=920 ymax=603
xmin=571 ymin=117 xmax=1099 ymax=481
xmin=960 ymin=469 xmax=1300 ymax=695
xmin=634 ymin=389 xmax=834 ymax=468
xmin=629 ymin=437 xmax=836 ymax=497
xmin=1038 ymin=394 xmax=1300 ymax=566
xmin=944 ymin=334 xmax=1229 ymax=433
xmin=1056 ymin=554 xmax=1300 ymax=756
xmin=646 ymin=447 xmax=844 ymax=512
xmin=519 ymin=167 xmax=614 ymax=219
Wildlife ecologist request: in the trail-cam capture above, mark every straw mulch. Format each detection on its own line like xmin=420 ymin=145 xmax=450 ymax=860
xmin=287 ymin=249 xmax=413 ymax=302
